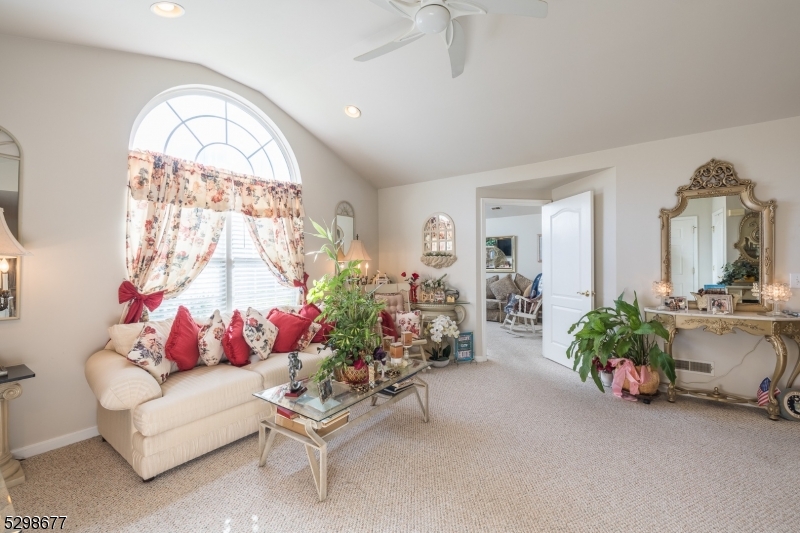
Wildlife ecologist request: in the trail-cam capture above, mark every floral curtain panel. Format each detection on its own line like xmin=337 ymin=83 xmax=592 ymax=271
xmin=122 ymin=151 xmax=306 ymax=322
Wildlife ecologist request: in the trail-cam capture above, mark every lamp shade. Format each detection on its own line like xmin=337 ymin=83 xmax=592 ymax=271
xmin=343 ymin=239 xmax=371 ymax=263
xmin=336 ymin=245 xmax=346 ymax=262
xmin=0 ymin=208 xmax=30 ymax=256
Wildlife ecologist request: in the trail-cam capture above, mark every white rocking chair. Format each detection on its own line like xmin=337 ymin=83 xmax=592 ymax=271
xmin=501 ymin=295 xmax=542 ymax=335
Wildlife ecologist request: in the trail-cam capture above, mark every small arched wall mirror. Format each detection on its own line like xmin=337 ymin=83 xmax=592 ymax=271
xmin=421 ymin=213 xmax=457 ymax=268
xmin=0 ymin=127 xmax=22 ymax=320
xmin=335 ymin=201 xmax=355 ymax=257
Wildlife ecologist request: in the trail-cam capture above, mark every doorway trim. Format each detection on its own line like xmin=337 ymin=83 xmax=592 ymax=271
xmin=477 ymin=197 xmax=550 ymax=362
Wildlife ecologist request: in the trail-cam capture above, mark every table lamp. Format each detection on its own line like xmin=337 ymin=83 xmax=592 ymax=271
xmin=652 ymin=281 xmax=673 ymax=310
xmin=343 ymin=234 xmax=371 ymax=281
xmin=755 ymin=282 xmax=792 ymax=316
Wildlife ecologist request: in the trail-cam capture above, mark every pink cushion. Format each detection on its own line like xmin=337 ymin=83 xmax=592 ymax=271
xmin=165 ymin=306 xmax=200 ymax=371
xmin=222 ymin=310 xmax=251 ymax=367
xmin=267 ymin=309 xmax=312 ymax=353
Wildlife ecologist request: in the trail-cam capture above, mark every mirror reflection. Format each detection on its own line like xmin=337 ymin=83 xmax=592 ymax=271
xmin=670 ymin=195 xmax=760 ymax=303
xmin=0 ymin=127 xmax=20 ymax=319
xmin=335 ymin=201 xmax=354 ymax=257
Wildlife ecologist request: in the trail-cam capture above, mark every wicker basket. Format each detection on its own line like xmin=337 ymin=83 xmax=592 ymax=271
xmin=334 ymin=365 xmax=369 ymax=384
xmin=622 ymin=365 xmax=660 ymax=395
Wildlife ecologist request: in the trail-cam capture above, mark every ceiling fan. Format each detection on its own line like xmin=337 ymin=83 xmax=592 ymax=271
xmin=355 ymin=0 xmax=548 ymax=78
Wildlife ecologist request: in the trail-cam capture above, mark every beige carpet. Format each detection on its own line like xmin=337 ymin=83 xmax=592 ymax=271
xmin=10 ymin=322 xmax=800 ymax=532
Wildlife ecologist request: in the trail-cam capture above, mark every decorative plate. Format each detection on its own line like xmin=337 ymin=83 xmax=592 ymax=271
xmin=778 ymin=389 xmax=800 ymax=421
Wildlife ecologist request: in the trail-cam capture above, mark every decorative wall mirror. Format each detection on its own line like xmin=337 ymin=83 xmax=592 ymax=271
xmin=486 ymin=236 xmax=517 ymax=273
xmin=334 ymin=201 xmax=354 ymax=258
xmin=0 ymin=127 xmax=23 ymax=320
xmin=421 ymin=213 xmax=457 ymax=268
xmin=660 ymin=159 xmax=775 ymax=312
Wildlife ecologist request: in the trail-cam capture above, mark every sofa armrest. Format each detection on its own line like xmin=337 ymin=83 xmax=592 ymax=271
xmin=85 ymin=350 xmax=162 ymax=411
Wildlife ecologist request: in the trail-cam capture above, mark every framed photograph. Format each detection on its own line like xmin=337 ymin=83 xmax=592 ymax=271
xmin=707 ymin=295 xmax=733 ymax=315
xmin=537 ymin=234 xmax=543 ymax=263
xmin=664 ymin=296 xmax=687 ymax=312
xmin=486 ymin=236 xmax=516 ymax=273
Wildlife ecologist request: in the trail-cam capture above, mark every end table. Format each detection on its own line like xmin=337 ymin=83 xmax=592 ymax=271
xmin=0 ymin=365 xmax=34 ymax=487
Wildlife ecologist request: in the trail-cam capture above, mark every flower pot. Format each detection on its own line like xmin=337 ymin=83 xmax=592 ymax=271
xmin=600 ymin=371 xmax=614 ymax=388
xmin=622 ymin=365 xmax=660 ymax=395
xmin=430 ymin=358 xmax=450 ymax=368
xmin=334 ymin=365 xmax=369 ymax=384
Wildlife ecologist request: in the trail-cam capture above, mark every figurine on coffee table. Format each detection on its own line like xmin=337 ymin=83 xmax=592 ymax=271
xmin=285 ymin=351 xmax=307 ymax=397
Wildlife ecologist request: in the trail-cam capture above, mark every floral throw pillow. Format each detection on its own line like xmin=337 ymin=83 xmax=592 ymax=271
xmin=395 ymin=310 xmax=422 ymax=339
xmin=294 ymin=322 xmax=322 ymax=352
xmin=197 ymin=310 xmax=226 ymax=366
xmin=127 ymin=325 xmax=177 ymax=384
xmin=243 ymin=307 xmax=279 ymax=360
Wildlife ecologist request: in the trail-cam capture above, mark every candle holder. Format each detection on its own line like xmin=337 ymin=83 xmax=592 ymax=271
xmin=756 ymin=282 xmax=792 ymax=316
xmin=652 ymin=281 xmax=673 ymax=310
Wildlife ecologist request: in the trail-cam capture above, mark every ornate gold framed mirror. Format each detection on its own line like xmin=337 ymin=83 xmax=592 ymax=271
xmin=660 ymin=159 xmax=775 ymax=312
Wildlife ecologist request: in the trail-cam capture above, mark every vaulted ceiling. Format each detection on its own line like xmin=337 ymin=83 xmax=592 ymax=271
xmin=1 ymin=0 xmax=799 ymax=188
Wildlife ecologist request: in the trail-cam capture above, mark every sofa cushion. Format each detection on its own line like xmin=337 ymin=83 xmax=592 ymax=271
xmin=109 ymin=318 xmax=174 ymax=357
xmin=294 ymin=322 xmax=322 ymax=351
xmin=127 ymin=324 xmax=177 ymax=384
xmin=246 ymin=347 xmax=326 ymax=389
xmin=223 ymin=310 xmax=251 ymax=367
xmin=132 ymin=364 xmax=263 ymax=437
xmin=485 ymin=275 xmax=499 ymax=299
xmin=165 ymin=306 xmax=200 ymax=371
xmin=198 ymin=310 xmax=226 ymax=366
xmin=267 ymin=309 xmax=312 ymax=353
xmin=395 ymin=310 xmax=422 ymax=339
xmin=243 ymin=307 xmax=278 ymax=360
xmin=514 ymin=273 xmax=533 ymax=294
xmin=490 ymin=275 xmax=521 ymax=304
xmin=297 ymin=303 xmax=332 ymax=343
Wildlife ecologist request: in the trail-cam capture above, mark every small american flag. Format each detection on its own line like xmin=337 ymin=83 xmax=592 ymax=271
xmin=757 ymin=377 xmax=780 ymax=407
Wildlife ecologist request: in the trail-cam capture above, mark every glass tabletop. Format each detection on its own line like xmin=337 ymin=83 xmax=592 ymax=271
xmin=253 ymin=360 xmax=429 ymax=422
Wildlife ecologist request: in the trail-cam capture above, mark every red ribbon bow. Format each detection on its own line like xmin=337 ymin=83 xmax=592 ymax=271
xmin=118 ymin=281 xmax=164 ymax=324
xmin=293 ymin=272 xmax=310 ymax=304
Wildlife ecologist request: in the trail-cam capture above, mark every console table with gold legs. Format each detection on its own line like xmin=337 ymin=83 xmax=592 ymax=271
xmin=645 ymin=308 xmax=800 ymax=420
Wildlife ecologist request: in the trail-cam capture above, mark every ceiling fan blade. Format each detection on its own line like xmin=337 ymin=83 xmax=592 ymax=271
xmin=354 ymin=27 xmax=425 ymax=62
xmin=449 ymin=0 xmax=548 ymax=18
xmin=447 ymin=19 xmax=466 ymax=78
xmin=367 ymin=0 xmax=419 ymax=19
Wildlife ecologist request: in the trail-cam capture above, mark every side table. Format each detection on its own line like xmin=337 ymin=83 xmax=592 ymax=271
xmin=0 ymin=365 xmax=34 ymax=487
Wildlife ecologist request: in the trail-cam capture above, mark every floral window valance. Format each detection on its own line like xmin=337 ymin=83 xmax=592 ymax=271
xmin=127 ymin=150 xmax=304 ymax=219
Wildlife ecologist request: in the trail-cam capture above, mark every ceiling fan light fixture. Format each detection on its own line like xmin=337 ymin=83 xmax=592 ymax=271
xmin=150 ymin=2 xmax=185 ymax=18
xmin=415 ymin=4 xmax=451 ymax=34
xmin=344 ymin=105 xmax=362 ymax=118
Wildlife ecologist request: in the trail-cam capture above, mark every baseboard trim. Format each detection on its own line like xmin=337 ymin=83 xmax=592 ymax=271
xmin=11 ymin=426 xmax=99 ymax=459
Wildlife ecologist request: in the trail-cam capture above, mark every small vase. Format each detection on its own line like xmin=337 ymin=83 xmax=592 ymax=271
xmin=430 ymin=358 xmax=450 ymax=368
xmin=409 ymin=285 xmax=418 ymax=303
xmin=600 ymin=371 xmax=613 ymax=388
xmin=434 ymin=289 xmax=446 ymax=304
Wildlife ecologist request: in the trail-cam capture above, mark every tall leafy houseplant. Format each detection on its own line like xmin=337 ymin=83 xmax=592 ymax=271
xmin=306 ymin=220 xmax=383 ymax=383
xmin=566 ymin=292 xmax=677 ymax=392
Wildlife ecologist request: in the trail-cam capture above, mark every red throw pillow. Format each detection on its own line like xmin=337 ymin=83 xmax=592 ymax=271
xmin=222 ymin=310 xmax=251 ymax=367
xmin=379 ymin=310 xmax=398 ymax=341
xmin=267 ymin=309 xmax=312 ymax=353
xmin=165 ymin=306 xmax=200 ymax=371
xmin=298 ymin=303 xmax=333 ymax=343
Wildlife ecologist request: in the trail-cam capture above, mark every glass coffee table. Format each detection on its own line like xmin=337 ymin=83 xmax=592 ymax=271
xmin=253 ymin=360 xmax=430 ymax=501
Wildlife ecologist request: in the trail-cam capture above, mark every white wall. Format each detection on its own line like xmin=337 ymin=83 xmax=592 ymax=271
xmin=0 ymin=34 xmax=377 ymax=454
xmin=485 ymin=214 xmax=542 ymax=283
xmin=380 ymin=116 xmax=800 ymax=398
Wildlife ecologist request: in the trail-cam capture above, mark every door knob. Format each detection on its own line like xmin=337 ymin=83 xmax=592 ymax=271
xmin=576 ymin=291 xmax=595 ymax=297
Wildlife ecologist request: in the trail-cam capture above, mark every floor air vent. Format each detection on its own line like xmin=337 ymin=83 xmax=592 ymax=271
xmin=674 ymin=358 xmax=714 ymax=376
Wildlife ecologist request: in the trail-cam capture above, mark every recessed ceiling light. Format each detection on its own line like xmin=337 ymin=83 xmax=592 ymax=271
xmin=344 ymin=105 xmax=361 ymax=119
xmin=151 ymin=2 xmax=185 ymax=18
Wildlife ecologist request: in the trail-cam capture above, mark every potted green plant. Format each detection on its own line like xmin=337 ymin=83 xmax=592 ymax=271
xmin=307 ymin=220 xmax=384 ymax=384
xmin=425 ymin=315 xmax=460 ymax=368
xmin=566 ymin=292 xmax=677 ymax=394
xmin=719 ymin=260 xmax=759 ymax=285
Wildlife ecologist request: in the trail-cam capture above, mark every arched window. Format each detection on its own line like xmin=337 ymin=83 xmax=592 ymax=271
xmin=132 ymin=88 xmax=300 ymax=320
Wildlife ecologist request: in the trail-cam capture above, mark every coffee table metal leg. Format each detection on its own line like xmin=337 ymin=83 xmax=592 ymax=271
xmin=413 ymin=377 xmax=429 ymax=422
xmin=259 ymin=426 xmax=276 ymax=467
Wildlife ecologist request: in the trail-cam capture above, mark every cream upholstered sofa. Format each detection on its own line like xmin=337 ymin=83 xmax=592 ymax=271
xmin=84 ymin=316 xmax=325 ymax=481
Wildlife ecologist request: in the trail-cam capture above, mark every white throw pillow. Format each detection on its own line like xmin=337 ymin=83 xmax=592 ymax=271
xmin=197 ymin=310 xmax=226 ymax=366
xmin=395 ymin=310 xmax=422 ymax=339
xmin=127 ymin=324 xmax=177 ymax=384
xmin=108 ymin=318 xmax=174 ymax=357
xmin=243 ymin=307 xmax=279 ymax=360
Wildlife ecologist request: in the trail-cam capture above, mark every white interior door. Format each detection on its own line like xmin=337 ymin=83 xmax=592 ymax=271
xmin=711 ymin=208 xmax=725 ymax=284
xmin=542 ymin=191 xmax=593 ymax=368
xmin=670 ymin=216 xmax=698 ymax=295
